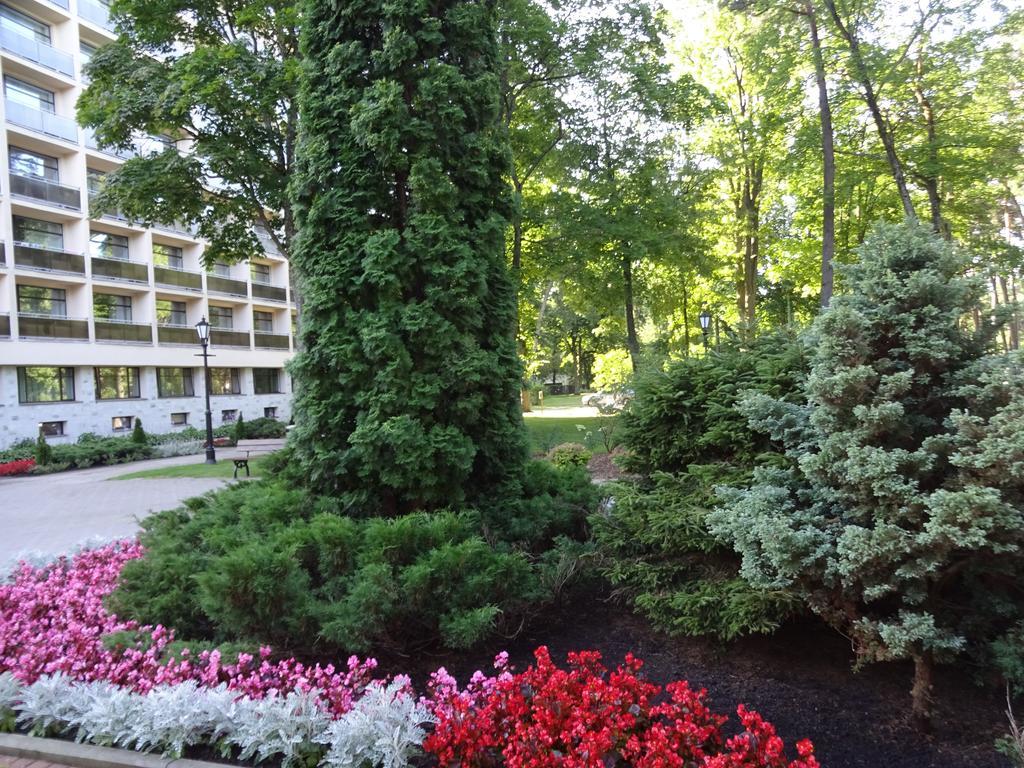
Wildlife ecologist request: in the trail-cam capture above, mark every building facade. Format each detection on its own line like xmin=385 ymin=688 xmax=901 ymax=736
xmin=0 ymin=0 xmax=295 ymax=447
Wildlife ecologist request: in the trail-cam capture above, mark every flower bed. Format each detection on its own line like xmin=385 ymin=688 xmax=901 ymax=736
xmin=0 ymin=459 xmax=35 ymax=477
xmin=0 ymin=541 xmax=819 ymax=767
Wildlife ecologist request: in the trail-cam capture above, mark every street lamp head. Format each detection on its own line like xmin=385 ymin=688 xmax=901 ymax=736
xmin=699 ymin=309 xmax=712 ymax=331
xmin=195 ymin=316 xmax=211 ymax=345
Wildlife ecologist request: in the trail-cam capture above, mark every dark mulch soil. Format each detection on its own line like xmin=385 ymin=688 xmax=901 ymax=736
xmin=376 ymin=592 xmax=1013 ymax=768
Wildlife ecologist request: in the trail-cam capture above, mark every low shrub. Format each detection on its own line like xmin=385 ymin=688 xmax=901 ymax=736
xmin=131 ymin=419 xmax=148 ymax=445
xmin=0 ymin=458 xmax=35 ymax=477
xmin=34 ymin=430 xmax=53 ymax=467
xmin=547 ymin=442 xmax=592 ymax=469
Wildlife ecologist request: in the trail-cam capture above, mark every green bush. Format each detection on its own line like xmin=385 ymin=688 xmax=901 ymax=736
xmin=232 ymin=412 xmax=246 ymax=443
xmin=619 ymin=333 xmax=808 ymax=474
xmin=239 ymin=416 xmax=287 ymax=439
xmin=547 ymin=442 xmax=592 ymax=469
xmin=131 ymin=418 xmax=148 ymax=445
xmin=109 ymin=462 xmax=597 ymax=653
xmin=34 ymin=429 xmax=53 ymax=466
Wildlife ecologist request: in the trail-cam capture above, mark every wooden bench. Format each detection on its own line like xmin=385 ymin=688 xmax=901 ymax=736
xmin=228 ymin=438 xmax=286 ymax=478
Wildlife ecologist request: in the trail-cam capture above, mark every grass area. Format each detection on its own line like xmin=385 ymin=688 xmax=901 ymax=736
xmin=112 ymin=456 xmax=270 ymax=480
xmin=525 ymin=416 xmax=611 ymax=455
xmin=531 ymin=393 xmax=589 ymax=409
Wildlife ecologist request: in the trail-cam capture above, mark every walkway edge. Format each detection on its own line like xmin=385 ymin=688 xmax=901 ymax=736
xmin=0 ymin=733 xmax=229 ymax=768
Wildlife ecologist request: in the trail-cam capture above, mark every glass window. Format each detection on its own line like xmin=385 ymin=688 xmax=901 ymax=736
xmin=4 ymin=76 xmax=55 ymax=113
xmin=250 ymin=262 xmax=271 ymax=283
xmin=156 ymin=299 xmax=187 ymax=326
xmin=212 ymin=261 xmax=231 ymax=277
xmin=17 ymin=284 xmax=66 ymax=316
xmin=253 ymin=368 xmax=280 ymax=395
xmin=111 ymin=415 xmax=133 ymax=432
xmin=264 ymin=406 xmax=277 ymax=419
xmin=80 ymin=41 xmax=97 ymax=62
xmin=14 ymin=216 xmax=63 ymax=250
xmin=39 ymin=420 xmax=65 ymax=437
xmin=0 ymin=5 xmax=50 ymax=42
xmin=95 ymin=367 xmax=139 ymax=399
xmin=209 ymin=368 xmax=240 ymax=395
xmin=93 ymin=293 xmax=132 ymax=322
xmin=9 ymin=146 xmax=58 ymax=181
xmin=170 ymin=412 xmax=188 ymax=426
xmin=86 ymin=168 xmax=105 ymax=196
xmin=17 ymin=366 xmax=74 ymax=403
xmin=157 ymin=367 xmax=194 ymax=398
xmin=253 ymin=310 xmax=273 ymax=333
xmin=208 ymin=305 xmax=233 ymax=329
xmin=221 ymin=409 xmax=238 ymax=423
xmin=153 ymin=243 xmax=183 ymax=269
xmin=89 ymin=231 xmax=129 ymax=261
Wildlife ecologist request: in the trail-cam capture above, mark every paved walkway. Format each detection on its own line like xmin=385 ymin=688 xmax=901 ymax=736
xmin=524 ymin=405 xmax=602 ymax=419
xmin=0 ymin=455 xmax=229 ymax=564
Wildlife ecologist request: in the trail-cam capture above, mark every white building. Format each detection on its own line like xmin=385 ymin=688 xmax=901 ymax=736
xmin=0 ymin=0 xmax=295 ymax=447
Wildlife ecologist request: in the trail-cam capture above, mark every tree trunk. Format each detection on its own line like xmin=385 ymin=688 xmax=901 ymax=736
xmin=1000 ymin=276 xmax=1018 ymax=350
xmin=911 ymin=652 xmax=935 ymax=733
xmin=623 ymin=251 xmax=640 ymax=369
xmin=804 ymin=2 xmax=836 ymax=307
xmin=681 ymin=279 xmax=690 ymax=358
xmin=913 ymin=57 xmax=950 ymax=240
xmin=822 ymin=0 xmax=917 ymax=221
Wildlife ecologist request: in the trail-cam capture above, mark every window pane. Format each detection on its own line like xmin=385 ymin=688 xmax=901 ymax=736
xmin=157 ymin=367 xmax=194 ymax=398
xmin=156 ymin=299 xmax=186 ymax=325
xmin=95 ymin=367 xmax=139 ymax=399
xmin=0 ymin=5 xmax=50 ymax=43
xmin=89 ymin=231 xmax=129 ymax=260
xmin=14 ymin=216 xmax=63 ymax=250
xmin=170 ymin=412 xmax=188 ymax=425
xmin=212 ymin=262 xmax=230 ymax=277
xmin=17 ymin=366 xmax=74 ymax=402
xmin=93 ymin=293 xmax=132 ymax=322
xmin=39 ymin=420 xmax=65 ymax=437
xmin=18 ymin=285 xmax=66 ymax=316
xmin=209 ymin=305 xmax=233 ymax=328
xmin=250 ymin=262 xmax=270 ymax=283
xmin=4 ymin=76 xmax=55 ymax=112
xmin=209 ymin=367 xmax=240 ymax=395
xmin=253 ymin=367 xmax=280 ymax=394
xmin=253 ymin=310 xmax=273 ymax=333
xmin=9 ymin=146 xmax=58 ymax=181
xmin=111 ymin=416 xmax=133 ymax=432
xmin=153 ymin=243 xmax=183 ymax=269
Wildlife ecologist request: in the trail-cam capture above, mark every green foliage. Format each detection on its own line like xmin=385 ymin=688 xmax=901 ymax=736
xmin=238 ymin=416 xmax=287 ymax=439
xmin=131 ymin=418 xmax=148 ymax=445
xmin=34 ymin=429 xmax=53 ymax=466
xmin=547 ymin=443 xmax=592 ymax=469
xmin=591 ymin=349 xmax=633 ymax=393
xmin=109 ymin=461 xmax=598 ymax=653
xmin=232 ymin=412 xmax=246 ymax=444
xmin=289 ymin=0 xmax=526 ymax=513
xmin=592 ymin=470 xmax=799 ymax=641
xmin=619 ymin=333 xmax=809 ymax=474
xmin=709 ymin=223 xmax=1024 ymax=721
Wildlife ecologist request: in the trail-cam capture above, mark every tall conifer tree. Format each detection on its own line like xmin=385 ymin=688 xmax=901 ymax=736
xmin=289 ymin=0 xmax=525 ymax=513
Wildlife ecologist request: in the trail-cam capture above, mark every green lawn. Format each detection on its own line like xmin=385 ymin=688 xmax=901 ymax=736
xmin=112 ymin=456 xmax=270 ymax=480
xmin=525 ymin=416 xmax=610 ymax=455
xmin=530 ymin=393 xmax=589 ymax=409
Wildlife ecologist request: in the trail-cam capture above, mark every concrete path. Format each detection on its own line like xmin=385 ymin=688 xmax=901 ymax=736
xmin=0 ymin=454 xmax=229 ymax=563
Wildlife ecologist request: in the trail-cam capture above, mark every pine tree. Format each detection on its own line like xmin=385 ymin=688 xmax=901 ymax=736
xmin=710 ymin=222 xmax=1024 ymax=729
xmin=289 ymin=0 xmax=526 ymax=513
xmin=131 ymin=418 xmax=148 ymax=445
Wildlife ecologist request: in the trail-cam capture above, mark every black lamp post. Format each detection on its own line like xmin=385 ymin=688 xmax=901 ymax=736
xmin=698 ymin=308 xmax=712 ymax=353
xmin=195 ymin=316 xmax=217 ymax=464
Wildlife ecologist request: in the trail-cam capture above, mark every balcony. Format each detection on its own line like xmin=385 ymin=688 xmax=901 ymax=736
xmin=207 ymin=275 xmax=248 ymax=298
xmin=254 ymin=332 xmax=289 ymax=350
xmin=154 ymin=265 xmax=202 ymax=291
xmin=78 ymin=0 xmax=113 ymax=31
xmin=0 ymin=312 xmax=9 ymax=338
xmin=0 ymin=242 xmax=5 ymax=266
xmin=210 ymin=328 xmax=250 ymax=348
xmin=5 ymin=100 xmax=77 ymax=143
xmin=18 ymin=313 xmax=88 ymax=340
xmin=91 ymin=256 xmax=148 ymax=284
xmin=157 ymin=324 xmax=196 ymax=345
xmin=10 ymin=172 xmax=81 ymax=210
xmin=14 ymin=242 xmax=85 ymax=275
xmin=251 ymin=281 xmax=287 ymax=303
xmin=254 ymin=226 xmax=282 ymax=257
xmin=0 ymin=27 xmax=75 ymax=77
xmin=94 ymin=319 xmax=152 ymax=343
xmin=83 ymin=127 xmax=134 ymax=160
xmin=153 ymin=219 xmax=197 ymax=237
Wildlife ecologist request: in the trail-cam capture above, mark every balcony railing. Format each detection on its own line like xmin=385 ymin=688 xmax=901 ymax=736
xmin=251 ymin=282 xmax=287 ymax=303
xmin=5 ymin=100 xmax=77 ymax=143
xmin=83 ymin=127 xmax=134 ymax=160
xmin=10 ymin=172 xmax=81 ymax=210
xmin=154 ymin=265 xmax=202 ymax=291
xmin=14 ymin=242 xmax=85 ymax=275
xmin=254 ymin=332 xmax=289 ymax=350
xmin=91 ymin=256 xmax=149 ymax=284
xmin=153 ymin=219 xmax=197 ymax=237
xmin=210 ymin=328 xmax=251 ymax=348
xmin=207 ymin=275 xmax=248 ymax=298
xmin=95 ymin=319 xmax=152 ymax=343
xmin=254 ymin=226 xmax=282 ymax=257
xmin=157 ymin=324 xmax=196 ymax=345
xmin=0 ymin=312 xmax=9 ymax=338
xmin=0 ymin=242 xmax=5 ymax=266
xmin=0 ymin=27 xmax=74 ymax=77
xmin=78 ymin=0 xmax=113 ymax=30
xmin=46 ymin=0 xmax=69 ymax=9
xmin=18 ymin=313 xmax=88 ymax=340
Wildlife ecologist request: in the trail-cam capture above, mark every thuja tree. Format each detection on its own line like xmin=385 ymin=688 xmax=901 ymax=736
xmin=289 ymin=0 xmax=525 ymax=512
xmin=710 ymin=222 xmax=1024 ymax=729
